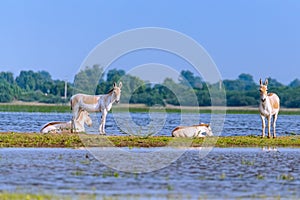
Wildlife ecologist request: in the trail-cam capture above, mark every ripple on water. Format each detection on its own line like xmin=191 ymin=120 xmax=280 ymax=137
xmin=1 ymin=112 xmax=299 ymax=136
xmin=0 ymin=147 xmax=300 ymax=198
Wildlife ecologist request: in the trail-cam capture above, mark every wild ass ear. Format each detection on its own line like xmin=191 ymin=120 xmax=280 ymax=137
xmin=119 ymin=82 xmax=122 ymax=89
xmin=113 ymin=82 xmax=117 ymax=88
xmin=264 ymin=79 xmax=268 ymax=86
xmin=259 ymin=78 xmax=262 ymax=86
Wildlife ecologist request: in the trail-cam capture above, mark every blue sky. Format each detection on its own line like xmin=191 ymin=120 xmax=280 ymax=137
xmin=0 ymin=0 xmax=299 ymax=84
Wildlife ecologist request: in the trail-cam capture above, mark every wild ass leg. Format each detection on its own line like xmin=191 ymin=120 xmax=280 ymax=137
xmin=273 ymin=114 xmax=278 ymax=138
xmin=99 ymin=109 xmax=107 ymax=135
xmin=267 ymin=115 xmax=271 ymax=138
xmin=71 ymin=104 xmax=80 ymax=133
xmin=260 ymin=115 xmax=266 ymax=138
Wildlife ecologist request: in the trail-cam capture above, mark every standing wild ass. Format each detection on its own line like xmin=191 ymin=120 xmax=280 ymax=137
xmin=70 ymin=82 xmax=122 ymax=134
xmin=40 ymin=110 xmax=92 ymax=133
xmin=259 ymin=78 xmax=280 ymax=138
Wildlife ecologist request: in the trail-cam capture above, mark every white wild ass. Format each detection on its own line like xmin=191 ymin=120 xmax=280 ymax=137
xmin=40 ymin=110 xmax=92 ymax=133
xmin=259 ymin=78 xmax=280 ymax=138
xmin=172 ymin=124 xmax=213 ymax=138
xmin=70 ymin=82 xmax=122 ymax=134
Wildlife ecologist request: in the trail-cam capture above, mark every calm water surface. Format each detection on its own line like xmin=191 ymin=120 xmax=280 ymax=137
xmin=0 ymin=112 xmax=299 ymax=136
xmin=0 ymin=147 xmax=300 ymax=198
xmin=1 ymin=112 xmax=300 ymax=198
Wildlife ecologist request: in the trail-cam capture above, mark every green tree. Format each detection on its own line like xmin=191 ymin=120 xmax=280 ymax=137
xmin=51 ymin=80 xmax=71 ymax=97
xmin=227 ymin=91 xmax=257 ymax=106
xmin=16 ymin=70 xmax=36 ymax=91
xmin=38 ymin=71 xmax=52 ymax=82
xmin=0 ymin=72 xmax=21 ymax=102
xmin=163 ymin=77 xmax=198 ymax=106
xmin=238 ymin=73 xmax=257 ymax=90
xmin=0 ymin=80 xmax=14 ymax=102
xmin=2 ymin=68 xmax=300 ymax=107
xmin=179 ymin=70 xmax=203 ymax=89
xmin=223 ymin=80 xmax=242 ymax=91
xmin=118 ymin=74 xmax=144 ymax=103
xmin=224 ymin=73 xmax=257 ymax=91
xmin=106 ymin=69 xmax=126 ymax=88
xmin=266 ymin=77 xmax=284 ymax=88
xmin=196 ymin=90 xmax=211 ymax=106
xmin=15 ymin=70 xmax=53 ymax=93
xmin=0 ymin=72 xmax=14 ymax=84
xmin=73 ymin=65 xmax=104 ymax=94
xmin=289 ymin=79 xmax=300 ymax=88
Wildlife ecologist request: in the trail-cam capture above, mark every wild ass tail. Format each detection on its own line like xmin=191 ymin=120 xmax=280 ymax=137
xmin=70 ymin=96 xmax=73 ymax=110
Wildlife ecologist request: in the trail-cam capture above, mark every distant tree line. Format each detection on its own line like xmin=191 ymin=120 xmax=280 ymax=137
xmin=0 ymin=70 xmax=71 ymax=103
xmin=1 ymin=65 xmax=300 ymax=108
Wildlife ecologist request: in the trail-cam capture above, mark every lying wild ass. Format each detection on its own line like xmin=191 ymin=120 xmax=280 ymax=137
xmin=172 ymin=124 xmax=213 ymax=137
xmin=70 ymin=82 xmax=122 ymax=134
xmin=40 ymin=110 xmax=92 ymax=133
xmin=259 ymin=78 xmax=280 ymax=138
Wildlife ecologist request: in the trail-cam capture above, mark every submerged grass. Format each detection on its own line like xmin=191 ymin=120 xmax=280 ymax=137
xmin=0 ymin=132 xmax=300 ymax=148
xmin=0 ymin=192 xmax=98 ymax=200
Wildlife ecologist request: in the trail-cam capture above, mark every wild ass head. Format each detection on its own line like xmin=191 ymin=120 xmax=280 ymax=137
xmin=198 ymin=124 xmax=213 ymax=136
xmin=77 ymin=110 xmax=92 ymax=127
xmin=112 ymin=82 xmax=122 ymax=103
xmin=259 ymin=78 xmax=268 ymax=102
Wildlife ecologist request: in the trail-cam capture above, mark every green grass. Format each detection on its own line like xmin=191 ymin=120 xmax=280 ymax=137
xmin=0 ymin=104 xmax=70 ymax=113
xmin=0 ymin=104 xmax=212 ymax=113
xmin=0 ymin=193 xmax=64 ymax=200
xmin=1 ymin=103 xmax=300 ymax=114
xmin=0 ymin=132 xmax=83 ymax=148
xmin=0 ymin=133 xmax=299 ymax=148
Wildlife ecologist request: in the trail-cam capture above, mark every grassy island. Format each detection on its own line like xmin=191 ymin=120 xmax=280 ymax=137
xmin=0 ymin=132 xmax=299 ymax=148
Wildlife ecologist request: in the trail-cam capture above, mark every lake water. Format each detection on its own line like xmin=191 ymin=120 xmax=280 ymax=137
xmin=1 ymin=147 xmax=300 ymax=198
xmin=0 ymin=112 xmax=299 ymax=136
xmin=1 ymin=112 xmax=300 ymax=198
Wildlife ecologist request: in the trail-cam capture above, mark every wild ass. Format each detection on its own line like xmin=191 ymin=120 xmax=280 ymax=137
xmin=172 ymin=124 xmax=213 ymax=138
xmin=259 ymin=78 xmax=280 ymax=138
xmin=40 ymin=110 xmax=92 ymax=133
xmin=70 ymin=82 xmax=122 ymax=134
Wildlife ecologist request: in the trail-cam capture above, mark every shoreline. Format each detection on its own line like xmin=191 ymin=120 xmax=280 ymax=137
xmin=1 ymin=133 xmax=300 ymax=148
xmin=1 ymin=103 xmax=300 ymax=114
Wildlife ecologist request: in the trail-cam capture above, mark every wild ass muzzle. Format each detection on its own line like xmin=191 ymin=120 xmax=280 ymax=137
xmin=70 ymin=82 xmax=122 ymax=134
xmin=259 ymin=78 xmax=280 ymax=138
